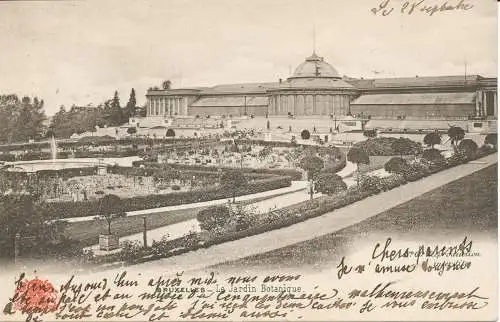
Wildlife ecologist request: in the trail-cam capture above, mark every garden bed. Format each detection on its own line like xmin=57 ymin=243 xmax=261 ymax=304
xmin=88 ymin=145 xmax=497 ymax=266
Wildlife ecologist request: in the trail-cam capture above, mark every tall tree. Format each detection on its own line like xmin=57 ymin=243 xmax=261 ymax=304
xmin=347 ymin=147 xmax=370 ymax=189
xmin=125 ymin=88 xmax=137 ymax=118
xmin=0 ymin=94 xmax=47 ymax=143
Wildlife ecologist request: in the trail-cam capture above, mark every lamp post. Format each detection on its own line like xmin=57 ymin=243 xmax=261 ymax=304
xmin=142 ymin=216 xmax=147 ymax=248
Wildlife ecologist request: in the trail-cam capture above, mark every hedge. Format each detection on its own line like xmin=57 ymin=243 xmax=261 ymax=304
xmin=43 ymin=176 xmax=292 ymax=219
xmin=132 ymin=161 xmax=304 ymax=181
xmin=353 ymin=137 xmax=422 ymax=156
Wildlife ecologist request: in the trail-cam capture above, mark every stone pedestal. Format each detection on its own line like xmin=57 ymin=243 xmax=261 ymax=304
xmin=99 ymin=234 xmax=119 ymax=251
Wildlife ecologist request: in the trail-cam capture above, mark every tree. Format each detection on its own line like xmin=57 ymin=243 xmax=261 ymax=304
xmin=0 ymin=94 xmax=47 ymax=143
xmin=314 ymin=173 xmax=347 ymax=195
xmin=162 ymin=80 xmax=172 ymax=90
xmin=447 ymin=126 xmax=465 ymax=150
xmin=423 ymin=132 xmax=441 ymax=149
xmin=347 ymin=147 xmax=370 ymax=188
xmin=166 ymin=128 xmax=176 ymax=138
xmin=458 ymin=139 xmax=478 ymax=160
xmin=299 ymin=155 xmax=324 ymax=181
xmin=127 ymin=127 xmax=137 ymax=136
xmin=384 ymin=157 xmax=408 ymax=174
xmin=95 ymin=194 xmax=126 ymax=235
xmin=220 ymin=170 xmax=248 ymax=202
xmin=301 ymin=129 xmax=311 ymax=140
xmin=484 ymin=133 xmax=497 ymax=147
xmin=125 ymin=88 xmax=137 ymax=118
xmin=299 ymin=155 xmax=324 ymax=200
xmin=196 ymin=205 xmax=230 ymax=232
xmin=0 ymin=194 xmax=57 ymax=258
xmin=363 ymin=129 xmax=377 ymax=139
xmin=391 ymin=137 xmax=415 ymax=158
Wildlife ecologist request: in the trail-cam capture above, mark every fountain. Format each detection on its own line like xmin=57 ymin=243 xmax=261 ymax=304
xmin=50 ymin=135 xmax=57 ymax=160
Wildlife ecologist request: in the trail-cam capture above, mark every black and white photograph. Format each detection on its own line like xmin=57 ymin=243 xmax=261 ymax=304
xmin=0 ymin=0 xmax=497 ymax=321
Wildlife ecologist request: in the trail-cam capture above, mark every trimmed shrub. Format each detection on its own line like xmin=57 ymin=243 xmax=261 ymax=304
xmin=301 ymin=129 xmax=311 ymax=140
xmin=384 ymin=157 xmax=408 ymax=174
xmin=314 ymin=173 xmax=347 ymax=195
xmin=458 ymin=139 xmax=478 ymax=160
xmin=353 ymin=137 xmax=422 ymax=156
xmin=421 ymin=148 xmax=446 ymax=169
xmin=423 ymin=132 xmax=441 ymax=148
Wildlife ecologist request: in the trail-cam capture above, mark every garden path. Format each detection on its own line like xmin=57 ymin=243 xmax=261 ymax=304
xmin=65 ymin=180 xmax=308 ymax=223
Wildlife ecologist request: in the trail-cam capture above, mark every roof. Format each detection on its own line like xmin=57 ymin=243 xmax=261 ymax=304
xmin=190 ymin=96 xmax=269 ymax=107
xmin=351 ymin=92 xmax=476 ymax=105
xmin=290 ymin=52 xmax=340 ymax=79
xmin=345 ymin=75 xmax=483 ymax=89
xmin=200 ymin=82 xmax=279 ymax=94
xmin=278 ymin=77 xmax=355 ymax=90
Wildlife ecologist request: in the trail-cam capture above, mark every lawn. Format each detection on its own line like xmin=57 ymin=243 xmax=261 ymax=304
xmin=64 ymin=190 xmax=295 ymax=247
xmin=212 ymin=164 xmax=498 ymax=271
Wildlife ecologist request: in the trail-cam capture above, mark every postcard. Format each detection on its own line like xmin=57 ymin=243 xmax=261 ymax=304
xmin=0 ymin=0 xmax=497 ymax=321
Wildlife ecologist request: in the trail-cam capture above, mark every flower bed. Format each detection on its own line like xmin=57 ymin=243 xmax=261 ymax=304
xmin=43 ymin=175 xmax=292 ymax=219
xmin=132 ymin=161 xmax=304 ymax=181
xmin=91 ymin=146 xmax=496 ymax=266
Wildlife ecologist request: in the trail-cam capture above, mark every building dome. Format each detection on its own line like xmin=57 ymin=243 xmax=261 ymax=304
xmin=289 ymin=52 xmax=340 ymax=79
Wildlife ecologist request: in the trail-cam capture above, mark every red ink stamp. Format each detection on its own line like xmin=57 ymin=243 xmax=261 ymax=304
xmin=12 ymin=277 xmax=59 ymax=314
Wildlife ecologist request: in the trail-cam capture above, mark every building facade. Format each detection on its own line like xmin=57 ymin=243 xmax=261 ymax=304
xmin=142 ymin=51 xmax=497 ymax=131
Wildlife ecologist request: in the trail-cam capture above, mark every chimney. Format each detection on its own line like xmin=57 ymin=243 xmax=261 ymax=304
xmin=279 ymin=78 xmax=282 ymax=84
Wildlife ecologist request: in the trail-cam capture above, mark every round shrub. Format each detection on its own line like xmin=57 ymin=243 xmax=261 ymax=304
xmin=421 ymin=149 xmax=446 ymax=169
xmin=458 ymin=139 xmax=478 ymax=160
xmin=301 ymin=129 xmax=311 ymax=140
xmin=384 ymin=157 xmax=408 ymax=174
xmin=314 ymin=173 xmax=347 ymax=195
xmin=171 ymin=185 xmax=181 ymax=191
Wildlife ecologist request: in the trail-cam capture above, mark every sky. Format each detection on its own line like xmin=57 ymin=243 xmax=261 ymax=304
xmin=0 ymin=0 xmax=497 ymax=115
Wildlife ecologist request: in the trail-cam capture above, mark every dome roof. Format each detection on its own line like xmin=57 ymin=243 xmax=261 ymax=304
xmin=289 ymin=52 xmax=340 ymax=79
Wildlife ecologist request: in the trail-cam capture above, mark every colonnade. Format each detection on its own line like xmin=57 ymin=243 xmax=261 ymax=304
xmin=147 ymin=96 xmax=188 ymax=116
xmin=475 ymin=90 xmax=498 ymax=117
xmin=268 ymin=93 xmax=351 ymax=116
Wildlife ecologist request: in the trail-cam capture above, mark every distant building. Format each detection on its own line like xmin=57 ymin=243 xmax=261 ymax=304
xmin=140 ymin=50 xmax=497 ymax=132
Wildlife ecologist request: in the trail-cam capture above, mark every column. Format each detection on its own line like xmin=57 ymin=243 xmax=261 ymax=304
xmin=330 ymin=95 xmax=334 ymax=115
xmin=177 ymin=98 xmax=181 ymax=115
xmin=293 ymin=95 xmax=297 ymax=115
xmin=312 ymin=94 xmax=317 ymax=115
xmin=494 ymin=92 xmax=498 ymax=117
xmin=161 ymin=97 xmax=165 ymax=115
xmin=147 ymin=98 xmax=151 ymax=116
xmin=482 ymin=91 xmax=487 ymax=117
xmin=475 ymin=91 xmax=481 ymax=117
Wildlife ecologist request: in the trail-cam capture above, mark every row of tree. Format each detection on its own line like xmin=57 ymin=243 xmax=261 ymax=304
xmin=0 ymin=95 xmax=47 ymax=144
xmin=49 ymin=89 xmax=145 ymax=138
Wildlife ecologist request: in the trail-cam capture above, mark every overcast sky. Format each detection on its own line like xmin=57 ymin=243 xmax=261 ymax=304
xmin=0 ymin=0 xmax=497 ymax=115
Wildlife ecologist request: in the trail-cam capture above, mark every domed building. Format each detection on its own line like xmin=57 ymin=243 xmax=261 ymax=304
xmin=141 ymin=49 xmax=497 ymax=133
xmin=145 ymin=51 xmax=357 ymax=118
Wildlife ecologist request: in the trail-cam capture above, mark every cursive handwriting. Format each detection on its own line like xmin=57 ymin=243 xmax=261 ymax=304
xmin=371 ymin=0 xmax=474 ymax=16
